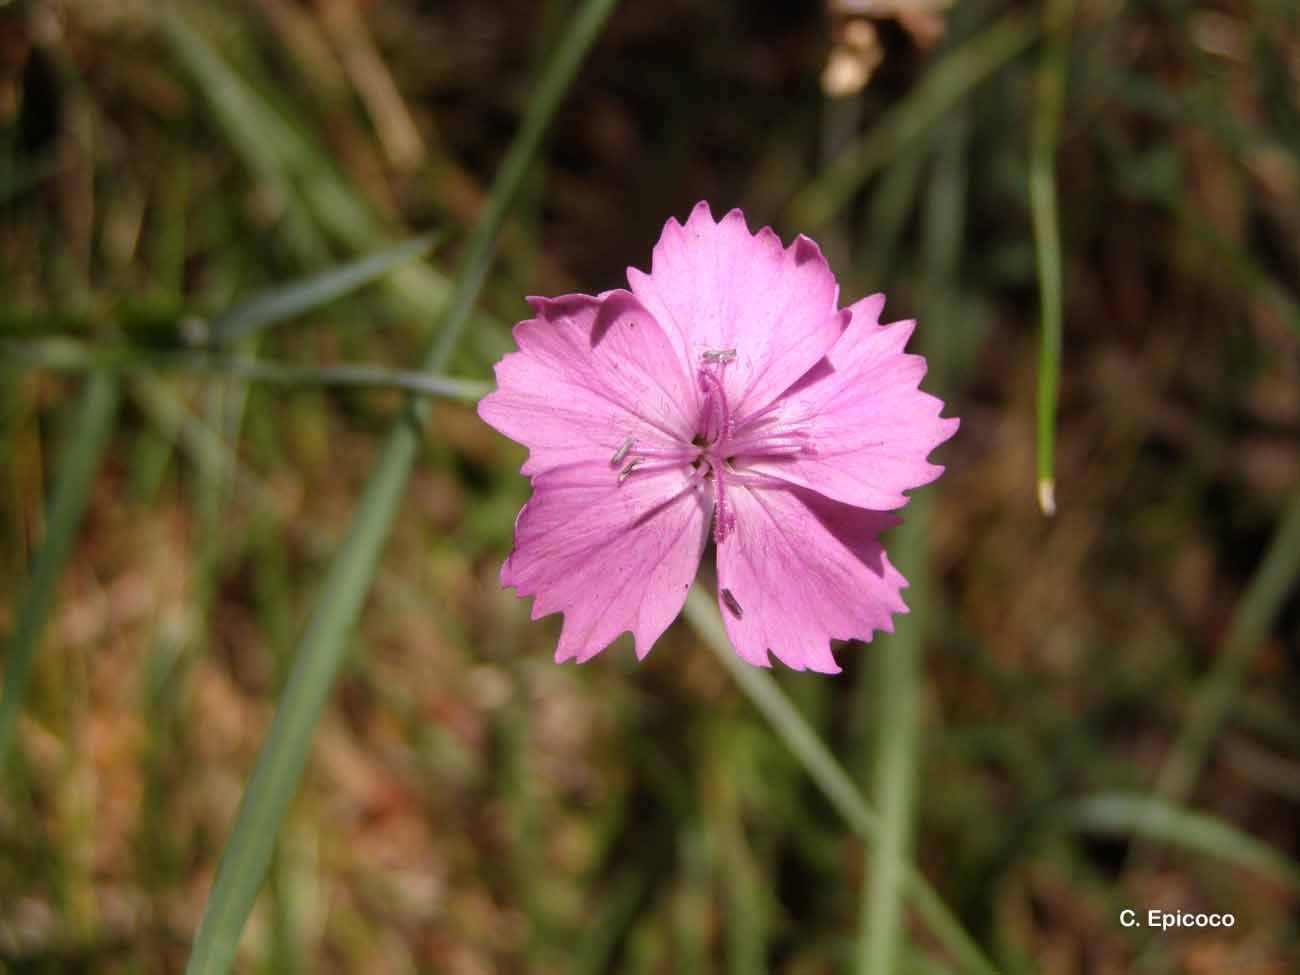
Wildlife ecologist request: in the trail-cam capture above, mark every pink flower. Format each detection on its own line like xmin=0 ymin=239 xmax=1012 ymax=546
xmin=478 ymin=202 xmax=958 ymax=673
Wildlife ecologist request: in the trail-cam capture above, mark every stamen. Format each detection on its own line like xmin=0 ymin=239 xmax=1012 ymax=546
xmin=701 ymin=348 xmax=737 ymax=364
xmin=634 ymin=444 xmax=700 ymax=460
xmin=720 ymin=588 xmax=744 ymax=619
xmin=617 ymin=457 xmax=707 ymax=487
xmin=610 ymin=437 xmax=635 ymax=465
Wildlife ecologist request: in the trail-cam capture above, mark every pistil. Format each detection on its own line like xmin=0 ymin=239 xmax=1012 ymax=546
xmin=697 ymin=367 xmax=733 ymax=446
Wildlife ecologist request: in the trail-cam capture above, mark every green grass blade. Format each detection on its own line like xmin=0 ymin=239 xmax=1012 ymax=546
xmin=857 ymin=139 xmax=928 ymax=285
xmin=684 ymin=587 xmax=880 ymax=835
xmin=1154 ymin=487 xmax=1300 ymax=804
xmin=0 ymin=372 xmax=120 ymax=769
xmin=718 ymin=788 xmax=768 ymax=975
xmin=163 ymin=10 xmax=329 ymax=265
xmin=1030 ymin=0 xmax=1075 ymax=516
xmin=1070 ymin=793 xmax=1300 ymax=891
xmin=784 ymin=12 xmax=1035 ymax=231
xmin=164 ymin=11 xmax=481 ymax=335
xmin=420 ymin=0 xmax=617 ymax=372
xmin=207 ymin=233 xmax=440 ymax=344
xmin=858 ymin=107 xmax=966 ymax=973
xmin=4 ymin=338 xmax=490 ymax=403
xmin=184 ymin=2 xmax=621 ymax=971
xmin=859 ymin=102 xmax=970 ymax=972
xmin=859 ymin=510 xmax=927 ymax=975
xmin=682 ymin=587 xmax=999 ymax=975
xmin=185 ymin=418 xmax=420 ymax=975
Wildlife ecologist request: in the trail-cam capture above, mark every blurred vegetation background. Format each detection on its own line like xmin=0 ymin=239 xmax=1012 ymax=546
xmin=2 ymin=0 xmax=1299 ymax=972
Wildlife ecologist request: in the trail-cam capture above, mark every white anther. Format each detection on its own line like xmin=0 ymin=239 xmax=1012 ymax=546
xmin=610 ymin=437 xmax=635 ymax=465
xmin=701 ymin=348 xmax=737 ymax=364
xmin=617 ymin=458 xmax=643 ymax=483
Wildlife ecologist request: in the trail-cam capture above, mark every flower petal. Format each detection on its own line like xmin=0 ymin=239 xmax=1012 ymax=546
xmin=627 ymin=201 xmax=843 ymax=419
xmin=742 ymin=294 xmax=959 ymax=511
xmin=715 ymin=485 xmax=908 ymax=673
xmin=478 ymin=290 xmax=697 ymax=476
xmin=504 ymin=461 xmax=710 ymax=663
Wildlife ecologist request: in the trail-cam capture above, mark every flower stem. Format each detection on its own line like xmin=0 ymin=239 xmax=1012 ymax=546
xmin=683 ymin=587 xmax=1000 ymax=975
xmin=859 ymin=500 xmax=929 ymax=975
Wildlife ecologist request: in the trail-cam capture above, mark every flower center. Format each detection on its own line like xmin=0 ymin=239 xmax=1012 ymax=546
xmin=696 ymin=351 xmax=738 ymax=541
xmin=610 ymin=348 xmax=813 ymax=544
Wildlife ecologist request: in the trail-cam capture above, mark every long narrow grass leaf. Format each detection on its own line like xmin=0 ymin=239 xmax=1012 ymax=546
xmin=1071 ymin=793 xmax=1300 ymax=891
xmin=860 ymin=101 xmax=971 ymax=967
xmin=184 ymin=2 xmax=621 ymax=970
xmin=5 ymin=338 xmax=489 ymax=403
xmin=1030 ymin=0 xmax=1075 ymax=516
xmin=186 ymin=421 xmax=420 ymax=975
xmin=859 ymin=510 xmax=927 ymax=975
xmin=0 ymin=372 xmax=120 ymax=769
xmin=164 ymin=13 xmax=476 ymax=330
xmin=683 ymin=587 xmax=998 ymax=975
xmin=785 ymin=13 xmax=1035 ymax=231
xmin=857 ymin=111 xmax=965 ymax=971
xmin=164 ymin=11 xmax=329 ymax=264
xmin=208 ymin=233 xmax=440 ymax=344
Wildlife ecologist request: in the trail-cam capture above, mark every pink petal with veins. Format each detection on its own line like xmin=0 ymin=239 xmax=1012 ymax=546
xmin=715 ymin=486 xmax=908 ymax=673
xmin=478 ymin=290 xmax=694 ymax=476
xmin=628 ymin=201 xmax=844 ymax=419
xmin=504 ymin=461 xmax=711 ymax=662
xmin=742 ymin=294 xmax=959 ymax=511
